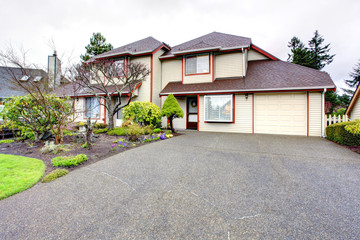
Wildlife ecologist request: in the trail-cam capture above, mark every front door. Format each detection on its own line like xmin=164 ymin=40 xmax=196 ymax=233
xmin=187 ymin=97 xmax=198 ymax=129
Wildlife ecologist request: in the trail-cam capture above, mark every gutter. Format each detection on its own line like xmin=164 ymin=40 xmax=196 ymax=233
xmin=159 ymin=85 xmax=336 ymax=96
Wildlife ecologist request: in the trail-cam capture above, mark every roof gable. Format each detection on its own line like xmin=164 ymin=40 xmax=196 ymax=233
xmin=92 ymin=36 xmax=168 ymax=60
xmin=162 ymin=32 xmax=251 ymax=57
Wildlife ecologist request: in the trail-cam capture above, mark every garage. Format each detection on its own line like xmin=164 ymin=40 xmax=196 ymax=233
xmin=254 ymin=93 xmax=307 ymax=136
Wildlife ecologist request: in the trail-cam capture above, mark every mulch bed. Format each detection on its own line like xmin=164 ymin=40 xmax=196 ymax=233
xmin=343 ymin=145 xmax=360 ymax=154
xmin=0 ymin=132 xmax=181 ymax=176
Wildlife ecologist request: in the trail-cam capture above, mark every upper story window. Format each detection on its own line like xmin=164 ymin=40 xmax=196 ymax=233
xmin=186 ymin=54 xmax=210 ymax=75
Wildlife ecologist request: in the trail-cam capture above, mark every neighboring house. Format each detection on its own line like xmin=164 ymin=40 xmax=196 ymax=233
xmin=0 ymin=66 xmax=47 ymax=110
xmin=0 ymin=51 xmax=67 ymax=108
xmin=56 ymin=32 xmax=336 ymax=136
xmin=345 ymin=84 xmax=360 ymax=120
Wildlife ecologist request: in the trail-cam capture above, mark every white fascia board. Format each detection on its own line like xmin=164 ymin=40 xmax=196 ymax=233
xmin=160 ymin=85 xmax=336 ymax=95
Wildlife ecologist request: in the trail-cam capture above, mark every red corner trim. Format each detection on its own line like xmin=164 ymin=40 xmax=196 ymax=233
xmin=232 ymin=94 xmax=235 ymax=123
xmin=181 ymin=57 xmax=184 ymax=83
xmin=197 ymin=94 xmax=200 ymax=131
xmin=104 ymin=99 xmax=107 ymax=124
xmin=212 ymin=53 xmax=215 ymax=81
xmin=150 ymin=55 xmax=153 ymax=103
xmin=251 ymin=44 xmax=278 ymax=60
xmin=307 ymin=92 xmax=309 ymax=136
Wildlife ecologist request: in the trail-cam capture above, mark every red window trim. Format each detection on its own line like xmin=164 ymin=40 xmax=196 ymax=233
xmin=83 ymin=97 xmax=101 ymax=120
xmin=185 ymin=53 xmax=211 ymax=76
xmin=203 ymin=94 xmax=234 ymax=123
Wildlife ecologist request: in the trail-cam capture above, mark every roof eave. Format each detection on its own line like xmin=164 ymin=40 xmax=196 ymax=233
xmin=160 ymin=85 xmax=336 ymax=96
xmin=345 ymin=84 xmax=360 ymax=116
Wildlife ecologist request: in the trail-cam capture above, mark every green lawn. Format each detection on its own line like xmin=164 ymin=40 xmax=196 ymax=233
xmin=0 ymin=154 xmax=45 ymax=200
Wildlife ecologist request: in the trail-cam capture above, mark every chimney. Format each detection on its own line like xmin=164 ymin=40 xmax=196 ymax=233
xmin=48 ymin=51 xmax=61 ymax=89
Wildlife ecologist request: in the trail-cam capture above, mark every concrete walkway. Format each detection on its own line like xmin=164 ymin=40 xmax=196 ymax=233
xmin=1 ymin=132 xmax=360 ymax=239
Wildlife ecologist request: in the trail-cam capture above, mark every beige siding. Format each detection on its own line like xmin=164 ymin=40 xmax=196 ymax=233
xmin=160 ymin=96 xmax=187 ymax=129
xmin=248 ymin=49 xmax=269 ymax=61
xmin=130 ymin=56 xmax=151 ymax=102
xmin=183 ymin=55 xmax=213 ymax=84
xmin=350 ymin=98 xmax=360 ymax=120
xmin=215 ymin=52 xmax=243 ymax=78
xmin=161 ymin=59 xmax=182 ymax=89
xmin=199 ymin=94 xmax=252 ymax=133
xmin=254 ymin=93 xmax=307 ymax=136
xmin=309 ymin=92 xmax=322 ymax=136
xmin=152 ymin=49 xmax=164 ymax=107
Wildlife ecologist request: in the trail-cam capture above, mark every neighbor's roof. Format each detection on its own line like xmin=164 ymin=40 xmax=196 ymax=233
xmin=52 ymin=80 xmax=142 ymax=97
xmin=161 ymin=32 xmax=252 ymax=58
xmin=0 ymin=66 xmax=47 ymax=98
xmin=90 ymin=36 xmax=170 ymax=60
xmin=160 ymin=60 xmax=336 ymax=95
xmin=345 ymin=84 xmax=360 ymax=116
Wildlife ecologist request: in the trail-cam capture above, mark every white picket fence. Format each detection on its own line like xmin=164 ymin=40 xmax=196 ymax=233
xmin=325 ymin=114 xmax=349 ymax=126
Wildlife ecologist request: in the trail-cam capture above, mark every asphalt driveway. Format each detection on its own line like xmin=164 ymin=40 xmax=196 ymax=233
xmin=1 ymin=132 xmax=360 ymax=239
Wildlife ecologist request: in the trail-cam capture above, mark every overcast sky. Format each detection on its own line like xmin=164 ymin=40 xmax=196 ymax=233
xmin=1 ymin=0 xmax=359 ymax=93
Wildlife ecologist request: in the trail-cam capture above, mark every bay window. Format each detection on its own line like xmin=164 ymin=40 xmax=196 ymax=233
xmin=85 ymin=97 xmax=100 ymax=118
xmin=186 ymin=54 xmax=210 ymax=75
xmin=204 ymin=95 xmax=233 ymax=122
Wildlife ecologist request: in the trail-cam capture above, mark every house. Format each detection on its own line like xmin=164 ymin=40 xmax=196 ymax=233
xmin=56 ymin=32 xmax=336 ymax=136
xmin=0 ymin=66 xmax=47 ymax=111
xmin=345 ymin=84 xmax=360 ymax=120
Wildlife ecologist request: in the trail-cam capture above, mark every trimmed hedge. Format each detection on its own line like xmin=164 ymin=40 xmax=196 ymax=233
xmin=42 ymin=169 xmax=69 ymax=183
xmin=51 ymin=154 xmax=88 ymax=167
xmin=326 ymin=121 xmax=360 ymax=146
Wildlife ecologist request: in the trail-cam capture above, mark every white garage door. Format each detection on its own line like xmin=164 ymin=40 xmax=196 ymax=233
xmin=255 ymin=93 xmax=307 ymax=136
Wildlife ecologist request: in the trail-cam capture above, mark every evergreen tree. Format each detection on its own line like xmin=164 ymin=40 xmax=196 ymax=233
xmin=287 ymin=30 xmax=334 ymax=70
xmin=308 ymin=30 xmax=335 ymax=70
xmin=81 ymin=32 xmax=113 ymax=61
xmin=160 ymin=94 xmax=184 ymax=133
xmin=344 ymin=60 xmax=360 ymax=95
xmin=287 ymin=37 xmax=313 ymax=68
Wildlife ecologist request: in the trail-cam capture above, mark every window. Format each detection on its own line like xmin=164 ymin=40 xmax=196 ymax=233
xmin=115 ymin=96 xmax=128 ymax=119
xmin=186 ymin=54 xmax=210 ymax=75
xmin=204 ymin=95 xmax=233 ymax=122
xmin=85 ymin=97 xmax=100 ymax=118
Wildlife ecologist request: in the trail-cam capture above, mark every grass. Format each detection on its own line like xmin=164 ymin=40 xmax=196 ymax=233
xmin=0 ymin=139 xmax=14 ymax=144
xmin=0 ymin=154 xmax=45 ymax=200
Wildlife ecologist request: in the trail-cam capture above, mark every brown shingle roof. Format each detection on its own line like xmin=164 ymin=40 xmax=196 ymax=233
xmin=53 ymin=81 xmax=142 ymax=97
xmin=92 ymin=37 xmax=166 ymax=60
xmin=162 ymin=32 xmax=251 ymax=58
xmin=160 ymin=60 xmax=336 ymax=95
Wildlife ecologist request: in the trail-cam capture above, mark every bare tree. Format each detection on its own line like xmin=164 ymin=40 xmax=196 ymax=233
xmin=69 ymin=59 xmax=150 ymax=129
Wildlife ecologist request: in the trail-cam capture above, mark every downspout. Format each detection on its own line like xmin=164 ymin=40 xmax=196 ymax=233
xmin=242 ymin=48 xmax=246 ymax=77
xmin=322 ymin=88 xmax=327 ymax=137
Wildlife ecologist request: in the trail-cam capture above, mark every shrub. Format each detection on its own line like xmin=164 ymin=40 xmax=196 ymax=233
xmin=326 ymin=120 xmax=360 ymax=146
xmin=161 ymin=94 xmax=184 ymax=132
xmin=344 ymin=119 xmax=360 ymax=135
xmin=94 ymin=123 xmax=108 ymax=129
xmin=42 ymin=169 xmax=69 ymax=183
xmin=153 ymin=128 xmax=162 ymax=133
xmin=107 ymin=127 xmax=127 ymax=136
xmin=127 ymin=123 xmax=145 ymax=141
xmin=0 ymin=139 xmax=14 ymax=144
xmin=122 ymin=101 xmax=161 ymax=127
xmin=41 ymin=141 xmax=69 ymax=154
xmin=51 ymin=154 xmax=88 ymax=167
xmin=93 ymin=128 xmax=108 ymax=134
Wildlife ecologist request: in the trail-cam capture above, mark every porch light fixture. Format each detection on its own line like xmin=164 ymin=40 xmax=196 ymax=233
xmin=245 ymin=93 xmax=249 ymax=100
